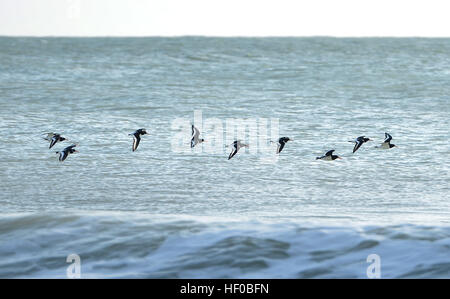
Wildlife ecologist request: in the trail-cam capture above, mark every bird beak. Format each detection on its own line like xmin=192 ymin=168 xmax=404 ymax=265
xmin=74 ymin=150 xmax=79 ymax=153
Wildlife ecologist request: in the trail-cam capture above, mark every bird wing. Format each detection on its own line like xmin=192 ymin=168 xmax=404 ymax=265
xmin=49 ymin=136 xmax=58 ymax=149
xmin=132 ymin=135 xmax=141 ymax=151
xmin=193 ymin=126 xmax=200 ymax=139
xmin=353 ymin=141 xmax=363 ymax=153
xmin=43 ymin=132 xmax=55 ymax=141
xmin=384 ymin=133 xmax=392 ymax=143
xmin=277 ymin=142 xmax=285 ymax=154
xmin=59 ymin=150 xmax=68 ymax=162
xmin=191 ymin=125 xmax=200 ymax=148
xmin=228 ymin=146 xmax=238 ymax=160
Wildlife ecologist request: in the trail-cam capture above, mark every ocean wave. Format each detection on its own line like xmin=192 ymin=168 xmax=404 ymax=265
xmin=0 ymin=212 xmax=449 ymax=278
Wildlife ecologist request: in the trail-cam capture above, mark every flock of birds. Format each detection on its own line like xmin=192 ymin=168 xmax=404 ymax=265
xmin=44 ymin=125 xmax=397 ymax=162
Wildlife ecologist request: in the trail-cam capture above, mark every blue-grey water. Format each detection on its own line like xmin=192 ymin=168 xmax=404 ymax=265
xmin=0 ymin=37 xmax=449 ymax=278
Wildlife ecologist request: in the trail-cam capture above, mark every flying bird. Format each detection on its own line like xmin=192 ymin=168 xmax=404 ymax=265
xmin=271 ymin=137 xmax=292 ymax=154
xmin=191 ymin=125 xmax=205 ymax=148
xmin=228 ymin=140 xmax=248 ymax=160
xmin=378 ymin=132 xmax=396 ymax=149
xmin=349 ymin=136 xmax=372 ymax=153
xmin=316 ymin=149 xmax=342 ymax=161
xmin=56 ymin=144 xmax=78 ymax=162
xmin=129 ymin=129 xmax=147 ymax=152
xmin=44 ymin=133 xmax=67 ymax=149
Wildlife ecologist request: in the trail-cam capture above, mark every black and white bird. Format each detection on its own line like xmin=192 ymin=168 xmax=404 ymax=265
xmin=56 ymin=144 xmax=78 ymax=162
xmin=228 ymin=140 xmax=249 ymax=160
xmin=129 ymin=129 xmax=147 ymax=152
xmin=44 ymin=133 xmax=67 ymax=149
xmin=271 ymin=137 xmax=292 ymax=154
xmin=349 ymin=136 xmax=372 ymax=153
xmin=316 ymin=149 xmax=342 ymax=161
xmin=191 ymin=125 xmax=205 ymax=148
xmin=378 ymin=132 xmax=396 ymax=149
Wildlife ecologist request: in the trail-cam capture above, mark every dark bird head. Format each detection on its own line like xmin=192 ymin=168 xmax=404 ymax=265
xmin=140 ymin=129 xmax=147 ymax=135
xmin=201 ymin=139 xmax=205 ymax=142
xmin=364 ymin=138 xmax=372 ymax=142
xmin=279 ymin=137 xmax=291 ymax=143
xmin=60 ymin=137 xmax=66 ymax=142
xmin=390 ymin=144 xmax=396 ymax=148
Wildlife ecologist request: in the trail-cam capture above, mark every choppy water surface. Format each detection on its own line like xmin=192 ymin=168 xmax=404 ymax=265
xmin=0 ymin=37 xmax=449 ymax=278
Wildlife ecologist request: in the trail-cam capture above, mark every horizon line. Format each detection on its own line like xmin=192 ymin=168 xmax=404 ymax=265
xmin=1 ymin=35 xmax=450 ymax=39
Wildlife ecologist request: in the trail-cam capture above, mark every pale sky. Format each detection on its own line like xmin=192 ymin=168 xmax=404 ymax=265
xmin=1 ymin=0 xmax=449 ymax=37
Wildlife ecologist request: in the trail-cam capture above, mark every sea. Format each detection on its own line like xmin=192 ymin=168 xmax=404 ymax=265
xmin=0 ymin=37 xmax=449 ymax=278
